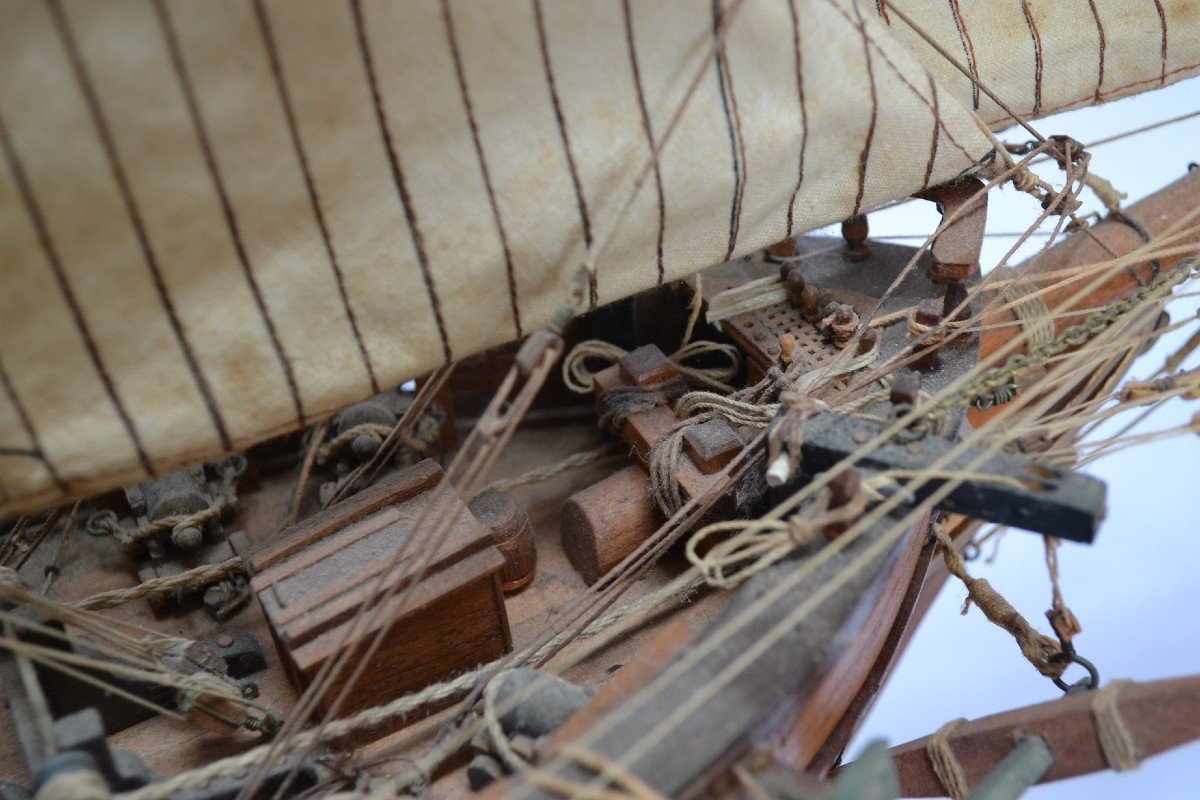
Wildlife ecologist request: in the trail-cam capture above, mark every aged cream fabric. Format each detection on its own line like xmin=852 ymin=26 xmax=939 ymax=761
xmin=0 ymin=0 xmax=1195 ymax=516
xmin=878 ymin=0 xmax=1200 ymax=130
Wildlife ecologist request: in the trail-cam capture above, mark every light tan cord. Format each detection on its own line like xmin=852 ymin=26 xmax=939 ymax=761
xmin=926 ymin=717 xmax=970 ymax=800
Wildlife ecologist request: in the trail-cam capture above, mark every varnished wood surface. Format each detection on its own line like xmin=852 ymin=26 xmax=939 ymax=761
xmin=883 ymin=674 xmax=1200 ymax=795
xmin=0 ymin=424 xmax=732 ymax=791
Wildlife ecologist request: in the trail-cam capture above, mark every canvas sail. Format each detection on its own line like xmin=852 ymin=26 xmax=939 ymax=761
xmin=0 ymin=0 xmax=1196 ymax=517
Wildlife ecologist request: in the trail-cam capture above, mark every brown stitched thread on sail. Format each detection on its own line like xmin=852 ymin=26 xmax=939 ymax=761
xmin=984 ymin=60 xmax=1200 ymax=127
xmin=1020 ymin=1 xmax=1044 ymax=116
xmin=712 ymin=0 xmax=745 ymax=262
xmin=349 ymin=0 xmax=453 ymax=365
xmin=0 ymin=354 xmax=66 ymax=493
xmin=851 ymin=0 xmax=878 ymax=216
xmin=154 ymin=0 xmax=308 ymax=427
xmin=924 ymin=72 xmax=940 ymax=187
xmin=785 ymin=0 xmax=807 ymax=238
xmin=947 ymin=0 xmax=980 ymax=109
xmin=622 ymin=0 xmax=666 ymax=287
xmin=50 ymin=0 xmax=233 ymax=453
xmin=1087 ymin=0 xmax=1106 ymax=102
xmin=440 ymin=0 xmax=523 ymax=339
xmin=533 ymin=0 xmax=592 ymax=255
xmin=816 ymin=0 xmax=978 ymax=165
xmin=253 ymin=0 xmax=380 ymax=395
xmin=0 ymin=106 xmax=156 ymax=476
xmin=1153 ymin=0 xmax=1169 ymax=87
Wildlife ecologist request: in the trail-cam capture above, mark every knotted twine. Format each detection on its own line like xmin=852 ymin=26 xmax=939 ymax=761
xmin=482 ymin=669 xmax=527 ymax=773
xmin=645 ymin=334 xmax=880 ymax=517
xmin=932 ymin=525 xmax=1067 ymax=679
xmin=598 ymin=378 xmax=688 ymax=437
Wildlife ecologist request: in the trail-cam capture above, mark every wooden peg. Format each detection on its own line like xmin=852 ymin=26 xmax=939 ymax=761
xmin=470 ymin=491 xmax=537 ymax=592
xmin=799 ymin=285 xmax=823 ymax=323
xmin=770 ymin=237 xmax=798 ymax=259
xmin=889 ymin=371 xmax=921 ymax=407
xmin=910 ymin=301 xmax=943 ymax=372
xmin=841 ymin=214 xmax=870 ymax=262
xmin=618 ymin=344 xmax=678 ymax=387
xmin=785 ymin=269 xmax=808 ymax=306
xmin=779 ymin=333 xmax=797 ymax=366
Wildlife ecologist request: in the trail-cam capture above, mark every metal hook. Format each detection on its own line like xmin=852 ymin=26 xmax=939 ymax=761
xmin=1052 ymin=651 xmax=1100 ymax=694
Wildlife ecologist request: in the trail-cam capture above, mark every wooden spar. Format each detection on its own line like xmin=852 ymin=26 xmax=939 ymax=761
xmin=873 ymin=674 xmax=1200 ymax=795
xmin=971 ymin=168 xmax=1200 ymax=428
xmin=773 ymin=170 xmax=1200 ymax=777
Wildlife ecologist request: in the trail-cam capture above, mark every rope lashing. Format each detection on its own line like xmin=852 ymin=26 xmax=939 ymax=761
xmin=562 ymin=339 xmax=741 ymax=396
xmin=906 ymin=311 xmax=972 ymax=346
xmin=996 ymin=270 xmax=1055 ymax=345
xmin=1091 ymin=680 xmax=1141 ymax=771
xmin=107 ymin=502 xmax=230 ymax=552
xmin=317 ymin=417 xmax=441 ymax=466
xmin=598 ymin=379 xmax=688 ymax=437
xmin=926 ymin=717 xmax=971 ymax=800
xmin=317 ymin=423 xmax=393 ymax=465
xmin=73 ymin=557 xmax=248 ymax=611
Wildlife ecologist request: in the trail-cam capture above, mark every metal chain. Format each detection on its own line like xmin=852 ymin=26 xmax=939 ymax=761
xmin=909 ymin=257 xmax=1199 ymax=435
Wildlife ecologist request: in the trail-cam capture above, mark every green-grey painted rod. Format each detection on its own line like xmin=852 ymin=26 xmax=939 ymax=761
xmin=965 ymin=735 xmax=1053 ymax=800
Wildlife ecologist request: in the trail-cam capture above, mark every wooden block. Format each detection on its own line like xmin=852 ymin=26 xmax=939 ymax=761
xmin=568 ymin=359 xmax=747 ymax=585
xmin=617 ymin=345 xmax=678 ymax=387
xmin=682 ymin=418 xmax=741 ymax=474
xmin=252 ymin=459 xmax=511 ymax=716
xmin=253 ymin=458 xmax=442 ymax=572
xmin=560 ymin=465 xmax=662 ymax=585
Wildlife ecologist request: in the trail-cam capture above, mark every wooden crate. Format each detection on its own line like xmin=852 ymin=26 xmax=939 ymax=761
xmin=252 ymin=459 xmax=510 ymax=715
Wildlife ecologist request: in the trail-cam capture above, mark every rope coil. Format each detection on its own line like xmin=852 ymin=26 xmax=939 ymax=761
xmin=562 ymin=339 xmax=741 ymax=396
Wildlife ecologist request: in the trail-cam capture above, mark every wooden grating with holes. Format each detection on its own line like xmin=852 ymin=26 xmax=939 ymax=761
xmin=724 ymin=300 xmax=845 ymax=389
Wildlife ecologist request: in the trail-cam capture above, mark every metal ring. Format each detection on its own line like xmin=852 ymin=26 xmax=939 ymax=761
xmin=888 ymin=403 xmax=926 ymax=443
xmin=1108 ymin=210 xmax=1161 ymax=282
xmin=1052 ymin=652 xmax=1101 ymax=694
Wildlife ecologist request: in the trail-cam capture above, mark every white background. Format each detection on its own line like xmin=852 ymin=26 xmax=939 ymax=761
xmin=843 ymin=79 xmax=1200 ymax=798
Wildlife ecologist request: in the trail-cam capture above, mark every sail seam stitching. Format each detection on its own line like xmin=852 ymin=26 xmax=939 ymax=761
xmin=51 ymin=0 xmax=231 ymax=454
xmin=253 ymin=0 xmax=381 ymax=396
xmin=440 ymin=0 xmax=523 ymax=340
xmin=0 ymin=105 xmax=154 ymax=477
xmin=622 ymin=0 xmax=667 ymax=287
xmin=154 ymin=0 xmax=308 ymax=427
